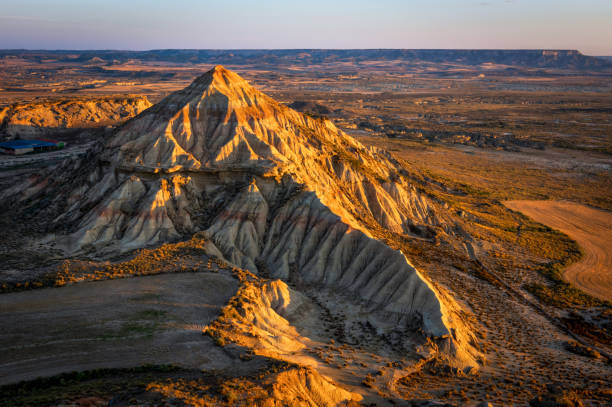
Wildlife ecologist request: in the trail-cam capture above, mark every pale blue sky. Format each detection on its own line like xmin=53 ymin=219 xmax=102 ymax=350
xmin=0 ymin=0 xmax=610 ymax=55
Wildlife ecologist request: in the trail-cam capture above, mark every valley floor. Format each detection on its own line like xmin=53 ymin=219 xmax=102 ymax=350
xmin=0 ymin=272 xmax=238 ymax=385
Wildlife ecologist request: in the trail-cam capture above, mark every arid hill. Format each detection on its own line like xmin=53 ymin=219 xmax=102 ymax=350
xmin=6 ymin=66 xmax=481 ymax=371
xmin=0 ymin=96 xmax=151 ymax=139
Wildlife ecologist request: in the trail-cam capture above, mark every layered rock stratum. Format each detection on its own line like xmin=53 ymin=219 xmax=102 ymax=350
xmin=7 ymin=66 xmax=481 ymax=373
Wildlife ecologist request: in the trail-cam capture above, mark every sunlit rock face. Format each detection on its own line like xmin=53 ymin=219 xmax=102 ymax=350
xmin=8 ymin=66 xmax=480 ymax=369
xmin=1 ymin=96 xmax=152 ymax=139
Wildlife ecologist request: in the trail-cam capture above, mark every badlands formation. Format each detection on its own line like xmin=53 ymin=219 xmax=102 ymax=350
xmin=0 ymin=96 xmax=151 ymax=139
xmin=3 ymin=66 xmax=489 ymax=402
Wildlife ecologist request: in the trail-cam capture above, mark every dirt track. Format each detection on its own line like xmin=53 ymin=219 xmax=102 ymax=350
xmin=505 ymin=200 xmax=612 ymax=302
xmin=0 ymin=272 xmax=238 ymax=385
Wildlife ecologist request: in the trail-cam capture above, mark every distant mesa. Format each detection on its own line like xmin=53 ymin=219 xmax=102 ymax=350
xmin=1 ymin=49 xmax=609 ymax=71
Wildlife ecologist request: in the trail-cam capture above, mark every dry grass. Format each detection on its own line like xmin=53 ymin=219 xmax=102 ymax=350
xmin=57 ymin=236 xmax=212 ymax=284
xmin=359 ymin=136 xmax=611 ymax=211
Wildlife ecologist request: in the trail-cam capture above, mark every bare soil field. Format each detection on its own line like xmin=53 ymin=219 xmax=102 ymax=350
xmin=0 ymin=272 xmax=237 ymax=385
xmin=505 ymin=200 xmax=612 ymax=302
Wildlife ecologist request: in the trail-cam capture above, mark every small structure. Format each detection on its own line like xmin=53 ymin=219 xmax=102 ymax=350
xmin=0 ymin=139 xmax=65 ymax=155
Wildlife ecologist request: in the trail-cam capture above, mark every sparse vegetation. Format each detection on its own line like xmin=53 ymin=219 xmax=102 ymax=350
xmin=202 ymin=265 xmax=263 ymax=348
xmin=0 ymin=365 xmax=180 ymax=407
xmin=0 ymin=233 xmax=229 ymax=293
xmin=0 ymin=361 xmax=305 ymax=407
xmin=530 ymin=384 xmax=585 ymax=407
xmin=564 ymin=340 xmax=601 ymax=359
xmin=362 ymin=373 xmax=375 ymax=388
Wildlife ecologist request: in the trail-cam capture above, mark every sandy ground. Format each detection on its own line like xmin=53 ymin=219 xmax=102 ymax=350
xmin=505 ymin=200 xmax=612 ymax=302
xmin=0 ymin=272 xmax=238 ymax=385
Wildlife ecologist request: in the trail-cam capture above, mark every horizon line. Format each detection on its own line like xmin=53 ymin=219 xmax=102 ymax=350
xmin=2 ymin=48 xmax=609 ymax=57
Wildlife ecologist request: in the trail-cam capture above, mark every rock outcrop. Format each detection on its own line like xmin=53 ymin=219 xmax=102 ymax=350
xmin=7 ymin=66 xmax=480 ymax=369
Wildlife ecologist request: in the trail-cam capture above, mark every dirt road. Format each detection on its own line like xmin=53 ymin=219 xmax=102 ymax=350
xmin=505 ymin=200 xmax=612 ymax=302
xmin=0 ymin=272 xmax=238 ymax=385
